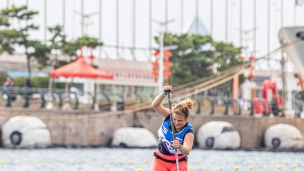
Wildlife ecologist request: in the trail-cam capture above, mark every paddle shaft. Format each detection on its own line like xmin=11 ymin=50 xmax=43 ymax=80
xmin=166 ymin=91 xmax=180 ymax=171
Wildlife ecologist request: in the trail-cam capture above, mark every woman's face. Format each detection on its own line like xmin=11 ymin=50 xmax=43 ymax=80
xmin=173 ymin=113 xmax=187 ymax=131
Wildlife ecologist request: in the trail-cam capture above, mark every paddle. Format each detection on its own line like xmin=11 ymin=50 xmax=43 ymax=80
xmin=165 ymin=90 xmax=180 ymax=171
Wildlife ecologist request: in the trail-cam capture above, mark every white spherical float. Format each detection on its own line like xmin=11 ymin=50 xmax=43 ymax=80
xmin=1 ymin=116 xmax=51 ymax=148
xmin=264 ymin=124 xmax=304 ymax=149
xmin=111 ymin=127 xmax=158 ymax=148
xmin=197 ymin=121 xmax=241 ymax=149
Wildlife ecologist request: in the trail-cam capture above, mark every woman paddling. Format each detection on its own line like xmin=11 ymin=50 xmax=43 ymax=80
xmin=151 ymin=86 xmax=194 ymax=171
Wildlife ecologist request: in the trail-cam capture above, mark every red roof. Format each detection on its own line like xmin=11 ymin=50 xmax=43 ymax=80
xmin=50 ymin=56 xmax=114 ymax=79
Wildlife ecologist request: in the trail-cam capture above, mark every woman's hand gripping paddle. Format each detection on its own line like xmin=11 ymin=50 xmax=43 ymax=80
xmin=165 ymin=90 xmax=180 ymax=171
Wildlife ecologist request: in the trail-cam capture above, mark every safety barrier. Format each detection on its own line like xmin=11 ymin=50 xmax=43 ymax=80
xmin=0 ymin=86 xmax=126 ymax=111
xmin=193 ymin=96 xmax=249 ymax=116
xmin=0 ymin=86 xmax=299 ymax=117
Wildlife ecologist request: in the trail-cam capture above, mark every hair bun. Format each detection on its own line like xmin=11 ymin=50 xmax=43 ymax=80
xmin=182 ymin=98 xmax=193 ymax=109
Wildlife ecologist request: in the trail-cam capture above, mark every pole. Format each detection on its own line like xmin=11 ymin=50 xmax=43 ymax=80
xmin=44 ymin=0 xmax=47 ymax=43
xmin=158 ymin=29 xmax=164 ymax=93
xmin=154 ymin=20 xmax=174 ymax=93
xmin=72 ymin=0 xmax=75 ymax=38
xmin=254 ymin=0 xmax=256 ymax=56
xmin=210 ymin=0 xmax=213 ymax=36
xmin=294 ymin=2 xmax=296 ymax=26
xmin=267 ymin=0 xmax=270 ymax=68
xmin=149 ymin=0 xmax=152 ymax=61
xmin=196 ymin=0 xmax=199 ymax=34
xmin=232 ymin=75 xmax=239 ymax=113
xmin=133 ymin=0 xmax=136 ymax=58
xmin=225 ymin=0 xmax=228 ymax=42
xmin=239 ymin=0 xmax=242 ymax=47
xmin=63 ymin=0 xmax=65 ymax=30
xmin=99 ymin=0 xmax=102 ymax=58
xmin=230 ymin=0 xmax=234 ymax=42
xmin=165 ymin=0 xmax=168 ymax=32
xmin=230 ymin=0 xmax=237 ymax=43
xmin=281 ymin=50 xmax=286 ymax=117
xmin=181 ymin=0 xmax=184 ymax=33
xmin=48 ymin=78 xmax=52 ymax=94
xmin=116 ymin=0 xmax=119 ymax=59
xmin=81 ymin=0 xmax=84 ymax=36
xmin=166 ymin=91 xmax=180 ymax=171
xmin=281 ymin=0 xmax=283 ymax=27
xmin=47 ymin=78 xmax=53 ymax=110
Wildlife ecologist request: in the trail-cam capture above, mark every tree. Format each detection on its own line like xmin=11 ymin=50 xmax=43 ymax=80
xmin=48 ymin=25 xmax=103 ymax=69
xmin=73 ymin=36 xmax=103 ymax=48
xmin=0 ymin=15 xmax=9 ymax=26
xmin=48 ymin=25 xmax=77 ymax=69
xmin=154 ymin=33 xmax=244 ymax=87
xmin=0 ymin=5 xmax=50 ymax=77
xmin=0 ymin=29 xmax=22 ymax=54
xmin=0 ymin=73 xmax=8 ymax=85
xmin=0 ymin=14 xmax=22 ymax=54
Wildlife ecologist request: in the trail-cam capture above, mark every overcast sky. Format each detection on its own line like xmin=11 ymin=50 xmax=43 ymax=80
xmin=0 ymin=0 xmax=304 ymax=71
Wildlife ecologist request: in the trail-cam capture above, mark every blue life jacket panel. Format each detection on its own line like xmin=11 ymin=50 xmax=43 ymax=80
xmin=157 ymin=116 xmax=193 ymax=155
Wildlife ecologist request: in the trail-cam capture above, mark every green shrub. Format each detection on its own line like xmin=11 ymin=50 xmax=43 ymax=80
xmin=52 ymin=81 xmax=65 ymax=89
xmin=31 ymin=76 xmax=50 ymax=88
xmin=14 ymin=76 xmax=66 ymax=89
xmin=0 ymin=73 xmax=8 ymax=86
xmin=13 ymin=77 xmax=26 ymax=87
xmin=1 ymin=73 xmax=73 ymax=89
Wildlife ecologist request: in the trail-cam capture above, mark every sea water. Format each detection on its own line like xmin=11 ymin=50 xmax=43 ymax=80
xmin=0 ymin=148 xmax=303 ymax=171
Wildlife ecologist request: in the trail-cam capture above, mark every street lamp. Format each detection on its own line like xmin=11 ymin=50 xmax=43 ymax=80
xmin=153 ymin=19 xmax=175 ymax=93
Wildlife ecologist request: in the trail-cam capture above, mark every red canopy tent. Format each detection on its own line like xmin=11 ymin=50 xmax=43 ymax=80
xmin=50 ymin=55 xmax=113 ymax=79
xmin=46 ymin=54 xmax=113 ymax=110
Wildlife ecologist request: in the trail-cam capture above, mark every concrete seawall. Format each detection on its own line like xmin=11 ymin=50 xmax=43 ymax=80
xmin=1 ymin=111 xmax=304 ymax=149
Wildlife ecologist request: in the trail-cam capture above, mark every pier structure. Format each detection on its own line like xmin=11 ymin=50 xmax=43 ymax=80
xmin=0 ymin=108 xmax=304 ymax=149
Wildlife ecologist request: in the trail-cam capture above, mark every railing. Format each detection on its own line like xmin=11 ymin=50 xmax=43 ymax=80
xmin=0 ymin=86 xmax=301 ymax=118
xmin=0 ymin=86 xmax=128 ymax=112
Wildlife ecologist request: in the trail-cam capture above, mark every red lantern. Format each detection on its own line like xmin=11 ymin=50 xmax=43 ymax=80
xmin=238 ymin=54 xmax=244 ymax=61
xmin=250 ymin=64 xmax=255 ymax=70
xmin=297 ymin=73 xmax=304 ymax=85
xmin=88 ymin=46 xmax=95 ymax=64
xmin=164 ymin=60 xmax=172 ymax=67
xmin=78 ymin=46 xmax=84 ymax=59
xmin=153 ymin=50 xmax=159 ymax=57
xmin=248 ymin=71 xmax=255 ymax=80
xmin=78 ymin=54 xmax=84 ymax=59
xmin=249 ymin=54 xmax=255 ymax=61
xmin=164 ymin=50 xmax=172 ymax=58
xmin=89 ymin=54 xmax=95 ymax=60
xmin=297 ymin=73 xmax=303 ymax=81
xmin=298 ymin=80 xmax=304 ymax=85
xmin=152 ymin=61 xmax=159 ymax=67
xmin=151 ymin=68 xmax=158 ymax=77
xmin=163 ymin=69 xmax=172 ymax=77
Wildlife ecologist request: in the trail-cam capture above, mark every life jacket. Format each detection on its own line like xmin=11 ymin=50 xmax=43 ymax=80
xmin=158 ymin=118 xmax=193 ymax=155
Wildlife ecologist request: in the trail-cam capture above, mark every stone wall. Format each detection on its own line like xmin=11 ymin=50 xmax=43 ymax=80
xmin=1 ymin=111 xmax=304 ymax=149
